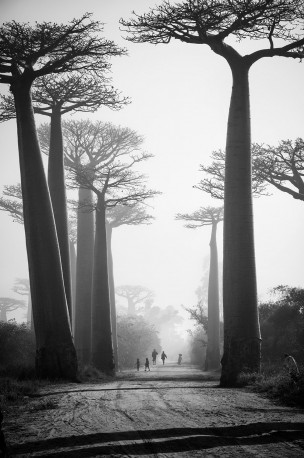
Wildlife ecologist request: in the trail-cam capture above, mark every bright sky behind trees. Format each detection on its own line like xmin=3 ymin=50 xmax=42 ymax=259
xmin=0 ymin=0 xmax=303 ymax=326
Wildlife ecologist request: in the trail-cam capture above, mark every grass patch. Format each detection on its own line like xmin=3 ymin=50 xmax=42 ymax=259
xmin=0 ymin=377 xmax=40 ymax=408
xmin=237 ymin=365 xmax=304 ymax=407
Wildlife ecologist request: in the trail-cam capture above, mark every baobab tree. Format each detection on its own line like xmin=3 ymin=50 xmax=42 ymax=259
xmin=1 ymin=72 xmax=127 ymax=320
xmin=0 ymin=184 xmax=78 ymax=329
xmin=0 ymin=14 xmax=126 ymax=378
xmin=176 ymin=206 xmax=223 ymax=370
xmin=253 ymin=138 xmax=304 ymax=202
xmin=0 ymin=184 xmax=23 ymax=224
xmin=68 ymin=122 xmax=158 ymax=372
xmin=0 ymin=297 xmax=26 ymax=322
xmin=70 ymin=161 xmax=157 ymax=373
xmin=12 ymin=278 xmax=31 ymax=325
xmin=121 ymin=0 xmax=304 ymax=385
xmin=61 ymin=119 xmax=151 ymax=366
xmin=116 ymin=285 xmax=155 ymax=316
xmin=106 ymin=204 xmax=154 ymax=367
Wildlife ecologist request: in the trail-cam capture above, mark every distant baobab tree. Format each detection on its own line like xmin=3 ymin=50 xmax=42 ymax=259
xmin=12 ymin=278 xmax=31 ymax=325
xmin=196 ymin=149 xmax=267 ymax=200
xmin=0 ymin=297 xmax=26 ymax=322
xmin=253 ymin=138 xmax=304 ymax=202
xmin=121 ymin=0 xmax=304 ymax=385
xmin=106 ymin=204 xmax=154 ymax=368
xmin=116 ymin=285 xmax=155 ymax=316
xmin=0 ymin=185 xmax=23 ymax=224
xmin=68 ymin=122 xmax=158 ymax=373
xmin=56 ymin=119 xmax=151 ymax=367
xmin=0 ymin=13 xmax=127 ymax=379
xmin=176 ymin=206 xmax=223 ymax=371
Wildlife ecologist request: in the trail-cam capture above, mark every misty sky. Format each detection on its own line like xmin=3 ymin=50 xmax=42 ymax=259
xmin=0 ymin=0 xmax=304 ymax=328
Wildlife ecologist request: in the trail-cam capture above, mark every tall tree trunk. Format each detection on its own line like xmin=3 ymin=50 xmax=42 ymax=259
xmin=107 ymin=224 xmax=119 ymax=370
xmin=0 ymin=309 xmax=7 ymax=322
xmin=205 ymin=222 xmax=221 ymax=371
xmin=91 ymin=196 xmax=114 ymax=373
xmin=48 ymin=106 xmax=72 ymax=319
xmin=69 ymin=239 xmax=77 ymax=336
xmin=12 ymin=80 xmax=77 ymax=380
xmin=74 ymin=187 xmax=94 ymax=364
xmin=220 ymin=62 xmax=261 ymax=386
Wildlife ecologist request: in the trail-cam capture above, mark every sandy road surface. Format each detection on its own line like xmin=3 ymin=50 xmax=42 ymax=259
xmin=3 ymin=362 xmax=304 ymax=457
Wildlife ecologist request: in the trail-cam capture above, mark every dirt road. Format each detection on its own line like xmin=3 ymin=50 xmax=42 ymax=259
xmin=3 ymin=362 xmax=304 ymax=457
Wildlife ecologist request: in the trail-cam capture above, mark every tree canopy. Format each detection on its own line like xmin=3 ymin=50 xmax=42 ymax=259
xmin=120 ymin=1 xmax=304 ymax=64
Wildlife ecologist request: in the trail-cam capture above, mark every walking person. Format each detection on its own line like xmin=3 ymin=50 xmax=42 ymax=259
xmin=136 ymin=358 xmax=140 ymax=371
xmin=145 ymin=357 xmax=150 ymax=371
xmin=161 ymin=351 xmax=167 ymax=365
xmin=152 ymin=349 xmax=158 ymax=365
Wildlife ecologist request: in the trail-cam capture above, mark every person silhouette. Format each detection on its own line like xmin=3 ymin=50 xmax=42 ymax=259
xmin=145 ymin=357 xmax=150 ymax=371
xmin=152 ymin=349 xmax=158 ymax=365
xmin=161 ymin=351 xmax=167 ymax=365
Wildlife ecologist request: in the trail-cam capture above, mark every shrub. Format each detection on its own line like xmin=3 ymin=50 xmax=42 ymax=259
xmin=0 ymin=320 xmax=35 ymax=377
xmin=237 ymin=364 xmax=304 ymax=407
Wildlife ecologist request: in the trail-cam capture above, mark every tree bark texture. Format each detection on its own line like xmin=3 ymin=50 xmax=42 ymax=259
xmin=205 ymin=222 xmax=221 ymax=371
xmin=48 ymin=107 xmax=72 ymax=319
xmin=12 ymin=81 xmax=77 ymax=380
xmin=106 ymin=225 xmax=119 ymax=370
xmin=74 ymin=187 xmax=94 ymax=364
xmin=69 ymin=239 xmax=77 ymax=336
xmin=220 ymin=62 xmax=261 ymax=386
xmin=91 ymin=196 xmax=114 ymax=374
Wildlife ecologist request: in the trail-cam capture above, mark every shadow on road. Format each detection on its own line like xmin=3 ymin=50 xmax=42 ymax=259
xmin=10 ymin=422 xmax=304 ymax=456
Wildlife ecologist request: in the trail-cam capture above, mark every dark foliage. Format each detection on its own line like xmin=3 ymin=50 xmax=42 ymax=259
xmin=259 ymin=286 xmax=304 ymax=363
xmin=0 ymin=320 xmax=35 ymax=377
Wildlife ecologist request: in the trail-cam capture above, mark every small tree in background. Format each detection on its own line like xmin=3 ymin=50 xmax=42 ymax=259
xmin=177 ymin=206 xmax=223 ymax=370
xmin=12 ymin=278 xmax=31 ymax=325
xmin=196 ymin=149 xmax=267 ymax=200
xmin=0 ymin=297 xmax=26 ymax=322
xmin=0 ymin=184 xmax=23 ymax=224
xmin=253 ymin=138 xmax=304 ymax=202
xmin=116 ymin=285 xmax=155 ymax=316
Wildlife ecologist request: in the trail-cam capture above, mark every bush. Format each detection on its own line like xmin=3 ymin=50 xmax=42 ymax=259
xmin=0 ymin=377 xmax=40 ymax=408
xmin=0 ymin=320 xmax=35 ymax=377
xmin=236 ymin=364 xmax=304 ymax=407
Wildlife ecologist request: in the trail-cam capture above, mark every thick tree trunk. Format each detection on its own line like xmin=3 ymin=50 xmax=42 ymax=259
xmin=74 ymin=187 xmax=94 ymax=364
xmin=91 ymin=196 xmax=114 ymax=373
xmin=0 ymin=309 xmax=7 ymax=322
xmin=220 ymin=63 xmax=261 ymax=386
xmin=12 ymin=80 xmax=77 ymax=380
xmin=107 ymin=225 xmax=119 ymax=370
xmin=69 ymin=239 xmax=77 ymax=336
xmin=48 ymin=107 xmax=72 ymax=319
xmin=205 ymin=222 xmax=221 ymax=371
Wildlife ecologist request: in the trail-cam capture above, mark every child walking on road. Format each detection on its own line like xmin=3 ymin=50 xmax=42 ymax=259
xmin=145 ymin=358 xmax=150 ymax=371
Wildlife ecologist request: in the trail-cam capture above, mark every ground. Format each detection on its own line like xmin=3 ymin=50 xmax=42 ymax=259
xmin=3 ymin=362 xmax=304 ymax=457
